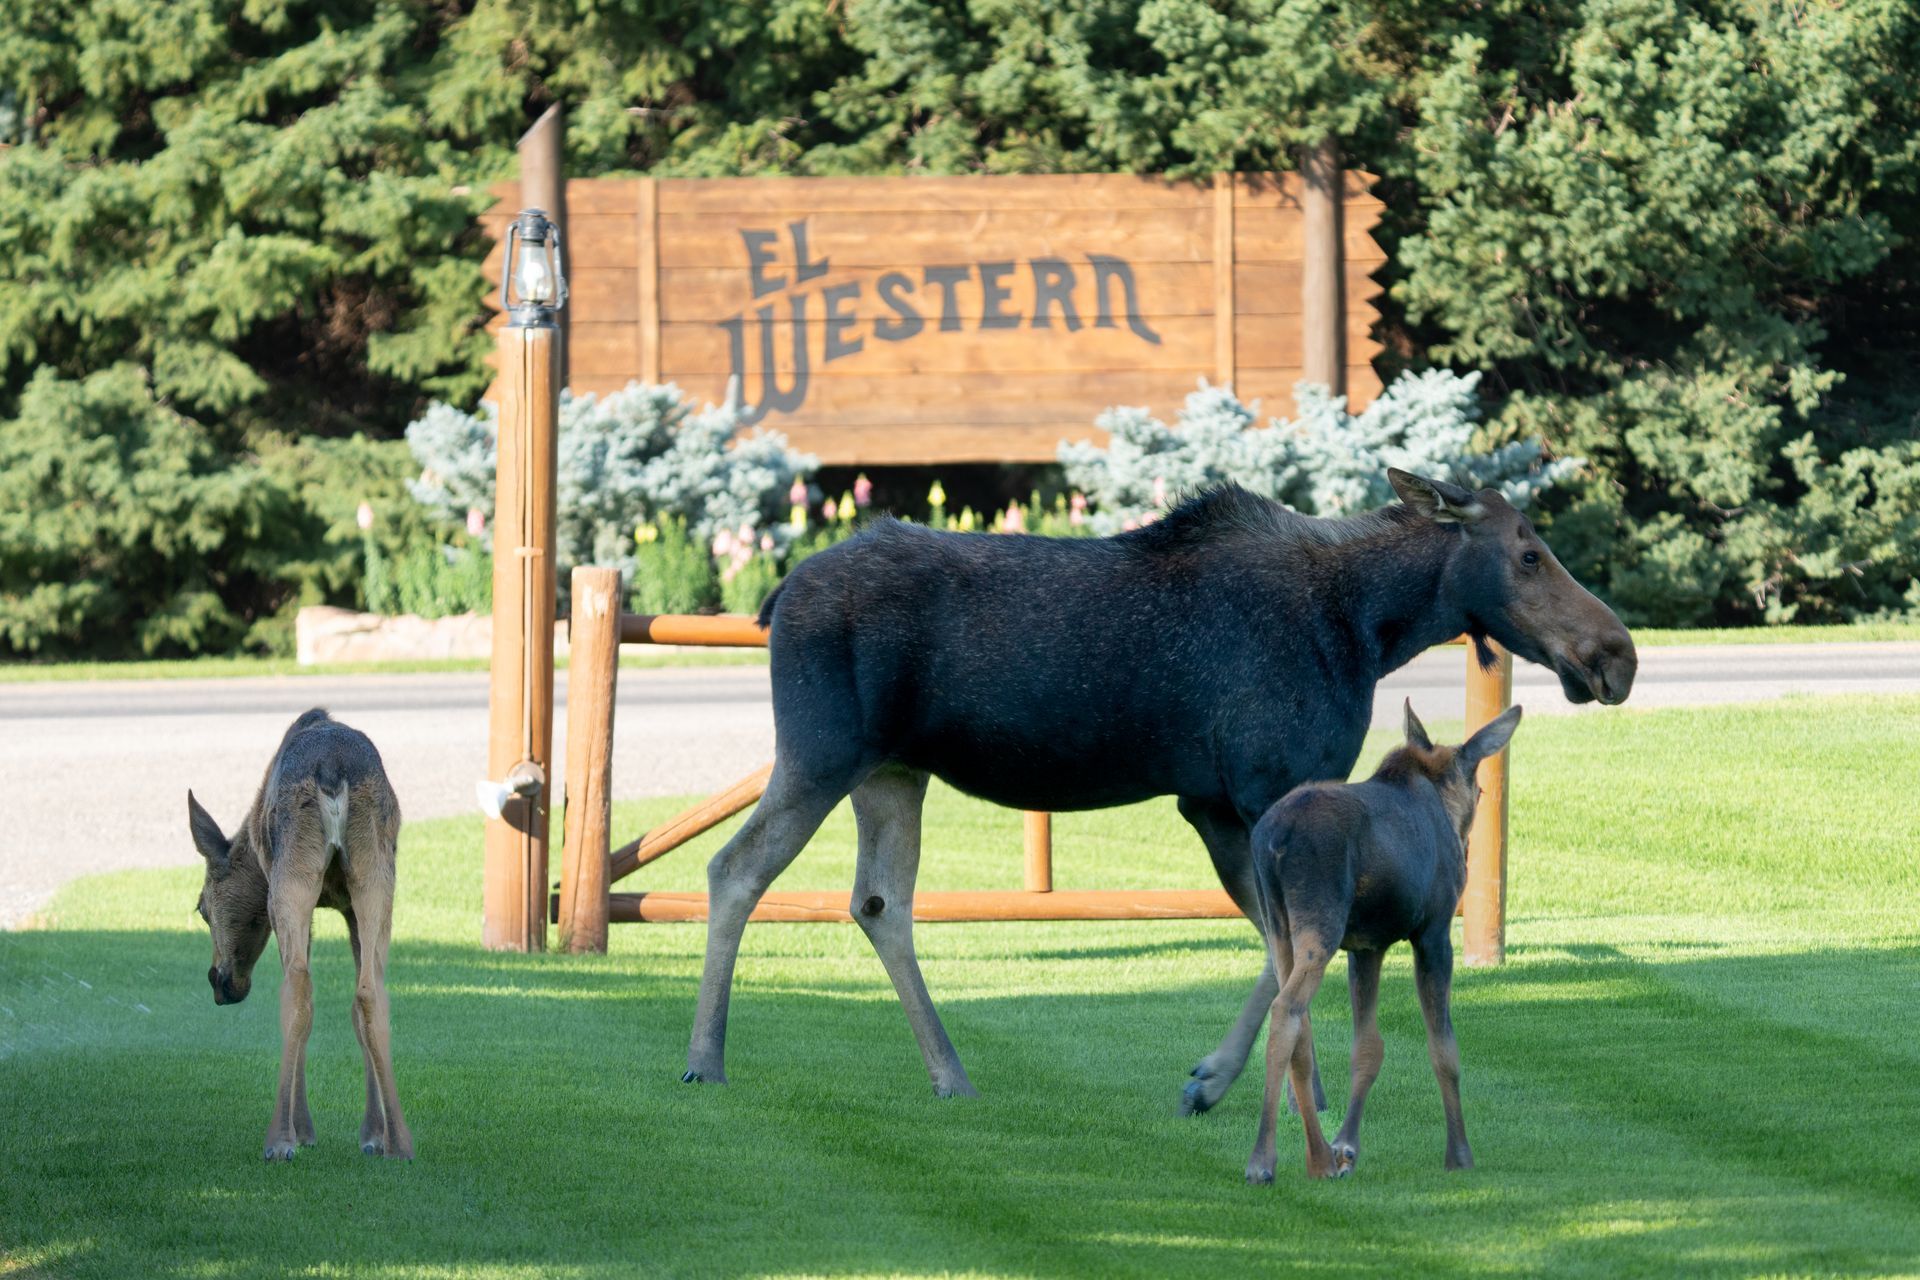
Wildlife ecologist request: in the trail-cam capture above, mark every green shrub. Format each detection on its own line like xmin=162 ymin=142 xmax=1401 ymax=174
xmin=630 ymin=516 xmax=715 ymax=615
xmin=362 ymin=535 xmax=491 ymax=619
xmin=720 ymin=553 xmax=783 ymax=617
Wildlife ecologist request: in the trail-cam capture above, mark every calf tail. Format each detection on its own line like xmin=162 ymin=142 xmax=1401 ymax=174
xmin=317 ymin=783 xmax=351 ymax=871
xmin=756 ymin=581 xmax=786 ymax=630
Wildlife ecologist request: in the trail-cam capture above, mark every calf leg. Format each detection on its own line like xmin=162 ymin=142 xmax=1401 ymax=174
xmin=850 ymin=767 xmax=976 ymax=1098
xmin=348 ymin=860 xmax=413 ymax=1160
xmin=290 ymin=930 xmax=316 ymax=1145
xmin=1329 ymin=947 xmax=1385 ymax=1176
xmin=264 ymin=872 xmax=322 ymax=1162
xmin=685 ymin=763 xmax=847 ymax=1085
xmin=1178 ymin=797 xmax=1324 ymax=1116
xmin=1246 ymin=928 xmax=1337 ymax=1183
xmin=345 ymin=909 xmax=387 ymax=1154
xmin=1412 ymin=931 xmax=1472 ymax=1171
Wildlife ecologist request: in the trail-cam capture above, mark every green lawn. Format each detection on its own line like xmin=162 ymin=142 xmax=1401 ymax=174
xmin=4 ymin=696 xmax=1918 ymax=1278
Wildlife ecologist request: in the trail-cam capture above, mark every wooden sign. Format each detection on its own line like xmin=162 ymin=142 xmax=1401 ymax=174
xmin=483 ymin=173 xmax=1384 ymax=466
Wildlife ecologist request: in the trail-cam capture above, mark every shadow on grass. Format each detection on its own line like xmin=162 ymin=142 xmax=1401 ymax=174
xmin=4 ymin=925 xmax=1919 ymax=1279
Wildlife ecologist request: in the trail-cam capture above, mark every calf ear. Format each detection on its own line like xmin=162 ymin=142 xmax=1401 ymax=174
xmin=1403 ymin=699 xmax=1434 ymax=751
xmin=1387 ymin=469 xmax=1484 ymax=525
xmin=1462 ymin=706 xmax=1523 ymax=767
xmin=187 ymin=791 xmax=230 ymax=872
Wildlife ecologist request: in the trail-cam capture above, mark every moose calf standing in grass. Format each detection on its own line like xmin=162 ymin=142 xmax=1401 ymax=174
xmin=187 ymin=709 xmax=412 ymax=1162
xmin=1244 ymin=700 xmax=1521 ymax=1184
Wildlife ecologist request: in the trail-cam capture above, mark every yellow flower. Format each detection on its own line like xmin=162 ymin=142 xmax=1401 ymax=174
xmin=635 ymin=522 xmax=659 ymax=544
xmin=928 ymin=479 xmax=947 ymax=508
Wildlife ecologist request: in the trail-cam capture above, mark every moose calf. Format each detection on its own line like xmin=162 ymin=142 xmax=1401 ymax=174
xmin=1244 ymin=700 xmax=1521 ymax=1183
xmin=187 ymin=708 xmax=412 ymax=1161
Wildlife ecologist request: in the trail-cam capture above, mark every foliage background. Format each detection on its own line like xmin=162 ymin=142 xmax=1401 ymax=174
xmin=2 ymin=0 xmax=1916 ymax=654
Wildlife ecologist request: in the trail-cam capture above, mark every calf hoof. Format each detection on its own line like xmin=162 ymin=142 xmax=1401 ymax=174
xmin=932 ymin=1078 xmax=980 ymax=1100
xmin=681 ymin=1066 xmax=726 ymax=1086
xmin=262 ymin=1140 xmax=298 ymax=1163
xmin=385 ymin=1138 xmax=415 ymax=1161
xmin=1182 ymin=1065 xmax=1229 ymax=1115
xmin=1444 ymin=1147 xmax=1474 ymax=1172
xmin=361 ymin=1136 xmax=385 ymax=1157
xmin=1245 ymin=1157 xmax=1276 ymax=1185
xmin=1331 ymin=1141 xmax=1357 ymax=1178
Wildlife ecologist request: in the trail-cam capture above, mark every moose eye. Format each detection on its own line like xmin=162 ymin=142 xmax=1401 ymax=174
xmin=1521 ymin=549 xmax=1540 ymax=567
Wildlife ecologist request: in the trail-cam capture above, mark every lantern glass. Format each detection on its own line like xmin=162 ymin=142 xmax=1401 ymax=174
xmin=513 ymin=239 xmax=554 ymax=304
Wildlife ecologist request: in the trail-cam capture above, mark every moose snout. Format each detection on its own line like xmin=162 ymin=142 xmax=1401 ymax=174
xmin=209 ymin=966 xmax=249 ymax=1006
xmin=1583 ymin=633 xmax=1637 ymax=706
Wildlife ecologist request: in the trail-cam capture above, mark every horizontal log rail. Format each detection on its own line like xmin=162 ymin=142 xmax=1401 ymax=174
xmin=596 ymin=888 xmax=1242 ymax=925
xmin=557 ymin=609 xmax=1514 ymax=964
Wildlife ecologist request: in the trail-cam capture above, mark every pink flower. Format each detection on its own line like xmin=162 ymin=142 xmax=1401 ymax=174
xmin=1070 ymin=507 xmax=1085 ymax=527
xmin=1003 ymin=504 xmax=1026 ymax=533
xmin=466 ymin=508 xmax=485 ymax=537
xmin=788 ymin=478 xmax=808 ymax=506
xmin=822 ymin=498 xmax=838 ymax=522
xmin=853 ymin=474 xmax=873 ymax=507
xmin=355 ymin=502 xmax=374 ymax=531
xmin=1070 ymin=492 xmax=1087 ymax=512
xmin=712 ymin=529 xmax=734 ymax=558
xmin=1122 ymin=517 xmax=1139 ymax=532
xmin=1152 ymin=476 xmax=1168 ymax=508
xmin=760 ymin=533 xmax=775 ymax=552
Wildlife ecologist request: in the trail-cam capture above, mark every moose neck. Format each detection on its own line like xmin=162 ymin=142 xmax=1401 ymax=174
xmin=1331 ymin=519 xmax=1470 ymax=680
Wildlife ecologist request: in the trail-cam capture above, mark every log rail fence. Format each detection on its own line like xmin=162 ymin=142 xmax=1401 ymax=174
xmin=552 ymin=574 xmax=1517 ymax=965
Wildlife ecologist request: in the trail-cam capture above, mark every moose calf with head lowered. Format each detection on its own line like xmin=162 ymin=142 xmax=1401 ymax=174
xmin=1244 ymin=700 xmax=1521 ymax=1184
xmin=686 ymin=469 xmax=1634 ymax=1114
xmin=187 ymin=708 xmax=412 ymax=1162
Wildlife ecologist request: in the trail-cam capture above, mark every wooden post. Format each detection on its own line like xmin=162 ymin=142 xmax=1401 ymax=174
xmin=1024 ymin=811 xmax=1053 ymax=893
xmin=482 ymin=301 xmax=560 ymax=952
xmin=1461 ymin=642 xmax=1514 ymax=966
xmin=1299 ymin=138 xmax=1346 ymax=407
xmin=519 ymin=105 xmax=567 ymax=382
xmin=557 ymin=567 xmax=619 ymax=953
xmin=1212 ymin=173 xmax=1235 ymax=389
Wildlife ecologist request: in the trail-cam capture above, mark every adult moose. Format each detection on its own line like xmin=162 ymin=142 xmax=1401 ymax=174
xmin=684 ymin=470 xmax=1635 ymax=1108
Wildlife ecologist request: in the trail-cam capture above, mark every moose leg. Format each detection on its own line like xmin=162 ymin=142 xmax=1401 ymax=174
xmin=1247 ymin=929 xmax=1337 ymax=1183
xmin=289 ymin=928 xmax=315 ymax=1147
xmin=345 ymin=909 xmax=386 ymax=1153
xmin=348 ymin=858 xmax=413 ymax=1160
xmin=1178 ymin=797 xmax=1324 ymax=1115
xmin=264 ymin=872 xmax=322 ymax=1162
xmin=1412 ymin=930 xmax=1472 ymax=1171
xmin=1329 ymin=947 xmax=1385 ymax=1176
xmin=850 ymin=767 xmax=976 ymax=1098
xmin=686 ymin=763 xmax=846 ymax=1085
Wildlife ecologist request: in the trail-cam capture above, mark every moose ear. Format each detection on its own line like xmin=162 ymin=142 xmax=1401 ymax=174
xmin=1461 ymin=706 xmax=1523 ymax=767
xmin=1387 ymin=469 xmax=1484 ymax=525
xmin=187 ymin=791 xmax=230 ymax=872
xmin=1403 ymin=699 xmax=1434 ymax=751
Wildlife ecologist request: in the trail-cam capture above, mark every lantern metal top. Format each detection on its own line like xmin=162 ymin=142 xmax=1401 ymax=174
xmin=501 ymin=207 xmax=567 ymax=328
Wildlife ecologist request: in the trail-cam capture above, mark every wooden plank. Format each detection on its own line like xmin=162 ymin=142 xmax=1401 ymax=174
xmin=619 ymin=613 xmax=768 ymax=647
xmin=658 ymin=174 xmax=1214 ymax=214
xmin=602 ymin=888 xmax=1244 ymax=924
xmin=1213 ymin=173 xmax=1235 ymax=386
xmin=1235 ymin=262 xmax=1383 ymax=315
xmin=569 ymin=324 xmax=640 ymax=377
xmin=748 ymin=422 xmax=1114 ymax=466
xmin=655 ymin=262 xmax=1214 ymax=323
xmin=490 ymin=179 xmax=640 ymax=216
xmin=1230 ymin=171 xmax=1384 ymax=212
xmin=656 ymin=209 xmax=1216 ymax=268
xmin=636 ymin=178 xmax=660 ymax=382
xmin=1235 ymin=209 xmax=1382 ymax=264
xmin=655 ymin=314 xmax=1221 ymax=375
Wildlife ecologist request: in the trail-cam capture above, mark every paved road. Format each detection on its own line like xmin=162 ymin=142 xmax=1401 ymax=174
xmin=5 ymin=641 xmax=1917 ymax=927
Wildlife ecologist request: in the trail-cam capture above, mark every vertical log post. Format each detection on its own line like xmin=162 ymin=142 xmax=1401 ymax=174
xmin=1461 ymin=642 xmax=1515 ymax=966
xmin=1299 ymin=138 xmax=1346 ymax=407
xmin=1023 ymin=812 xmax=1053 ymax=894
xmin=558 ymin=566 xmax=620 ymax=953
xmin=518 ymin=105 xmax=567 ymax=383
xmin=482 ymin=211 xmax=564 ymax=953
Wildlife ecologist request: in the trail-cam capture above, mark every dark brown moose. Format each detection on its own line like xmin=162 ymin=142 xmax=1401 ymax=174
xmin=1244 ymin=699 xmax=1521 ymax=1183
xmin=187 ymin=709 xmax=412 ymax=1161
xmin=684 ymin=470 xmax=1633 ymax=1111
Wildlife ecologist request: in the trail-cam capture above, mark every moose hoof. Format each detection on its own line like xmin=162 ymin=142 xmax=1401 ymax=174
xmin=361 ymin=1137 xmax=385 ymax=1156
xmin=263 ymin=1140 xmax=298 ymax=1163
xmin=1245 ymin=1158 xmax=1276 ymax=1185
xmin=932 ymin=1079 xmax=980 ymax=1100
xmin=1182 ymin=1066 xmax=1229 ymax=1115
xmin=1331 ymin=1142 xmax=1357 ymax=1178
xmin=681 ymin=1067 xmax=726 ymax=1085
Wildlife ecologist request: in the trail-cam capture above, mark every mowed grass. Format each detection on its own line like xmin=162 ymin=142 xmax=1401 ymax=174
xmin=3 ymin=696 xmax=1918 ymax=1279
